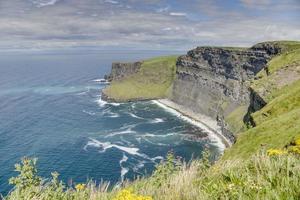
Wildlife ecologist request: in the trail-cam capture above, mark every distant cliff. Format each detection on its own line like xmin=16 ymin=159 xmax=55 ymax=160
xmin=105 ymin=61 xmax=142 ymax=82
xmin=102 ymin=56 xmax=178 ymax=102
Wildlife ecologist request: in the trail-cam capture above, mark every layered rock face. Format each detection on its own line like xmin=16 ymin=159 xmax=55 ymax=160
xmin=171 ymin=47 xmax=270 ymax=124
xmin=105 ymin=61 xmax=142 ymax=81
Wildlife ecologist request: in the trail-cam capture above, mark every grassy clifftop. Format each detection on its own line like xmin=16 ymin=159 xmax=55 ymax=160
xmin=223 ymin=41 xmax=300 ymax=159
xmin=103 ymin=56 xmax=178 ymax=102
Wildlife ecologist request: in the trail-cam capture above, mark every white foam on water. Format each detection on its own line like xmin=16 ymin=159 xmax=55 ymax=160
xmin=96 ymin=97 xmax=107 ymax=107
xmin=142 ymin=132 xmax=177 ymax=138
xmin=132 ymin=160 xmax=146 ymax=172
xmin=82 ymin=110 xmax=96 ymax=116
xmin=105 ymin=128 xmax=136 ymax=138
xmin=128 ymin=112 xmax=144 ymax=120
xmin=131 ymin=103 xmax=136 ymax=109
xmin=152 ymin=100 xmax=226 ymax=151
xmin=76 ymin=91 xmax=87 ymax=96
xmin=142 ymin=137 xmax=169 ymax=146
xmin=92 ymin=79 xmax=107 ymax=82
xmin=85 ymin=138 xmax=164 ymax=163
xmin=96 ymin=95 xmax=122 ymax=107
xmin=84 ymin=138 xmax=141 ymax=155
xmin=107 ymin=112 xmax=120 ymax=118
xmin=149 ymin=118 xmax=165 ymax=124
xmin=119 ymin=153 xmax=129 ymax=182
xmin=102 ymin=108 xmax=120 ymax=118
xmin=135 ymin=137 xmax=142 ymax=143
xmin=109 ymin=102 xmax=121 ymax=106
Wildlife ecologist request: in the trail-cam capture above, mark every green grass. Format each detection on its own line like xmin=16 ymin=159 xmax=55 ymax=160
xmin=223 ymin=73 xmax=300 ymax=160
xmin=252 ymin=79 xmax=300 ymax=125
xmin=4 ymin=152 xmax=300 ymax=200
xmin=224 ymin=105 xmax=248 ymax=134
xmin=103 ymin=56 xmax=178 ymax=101
xmin=251 ymin=43 xmax=300 ymax=102
xmin=222 ymin=41 xmax=300 ymax=159
xmin=223 ymin=108 xmax=300 ymax=160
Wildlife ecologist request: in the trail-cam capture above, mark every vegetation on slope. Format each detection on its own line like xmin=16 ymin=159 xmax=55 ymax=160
xmin=103 ymin=56 xmax=178 ymax=102
xmin=251 ymin=41 xmax=300 ymax=102
xmin=223 ymin=41 xmax=300 ymax=159
xmin=3 ymin=149 xmax=300 ymax=200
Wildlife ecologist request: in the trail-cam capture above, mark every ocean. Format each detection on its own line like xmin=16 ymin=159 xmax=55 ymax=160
xmin=0 ymin=49 xmax=222 ymax=195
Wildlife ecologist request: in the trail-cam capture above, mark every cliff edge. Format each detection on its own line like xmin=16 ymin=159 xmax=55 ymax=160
xmin=103 ymin=41 xmax=300 ymax=149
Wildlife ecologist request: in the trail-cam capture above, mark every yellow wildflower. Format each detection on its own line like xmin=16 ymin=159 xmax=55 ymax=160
xmin=289 ymin=146 xmax=300 ymax=155
xmin=267 ymin=149 xmax=287 ymax=156
xmin=295 ymin=138 xmax=300 ymax=146
xmin=113 ymin=189 xmax=153 ymax=200
xmin=75 ymin=183 xmax=86 ymax=191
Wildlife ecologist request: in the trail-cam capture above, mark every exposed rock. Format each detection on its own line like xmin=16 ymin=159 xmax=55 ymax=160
xmin=105 ymin=61 xmax=142 ymax=81
xmin=170 ymin=47 xmax=272 ymax=142
xmin=243 ymin=88 xmax=267 ymax=127
xmin=251 ymin=42 xmax=282 ymax=55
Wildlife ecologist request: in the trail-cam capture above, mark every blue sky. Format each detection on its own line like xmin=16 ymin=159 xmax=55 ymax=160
xmin=0 ymin=0 xmax=299 ymax=50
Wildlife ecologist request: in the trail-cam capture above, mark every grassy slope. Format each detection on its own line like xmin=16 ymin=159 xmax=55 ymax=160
xmin=103 ymin=56 xmax=178 ymax=101
xmin=223 ymin=41 xmax=300 ymax=159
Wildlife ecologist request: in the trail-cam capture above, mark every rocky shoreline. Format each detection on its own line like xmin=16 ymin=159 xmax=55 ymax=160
xmin=153 ymin=99 xmax=231 ymax=148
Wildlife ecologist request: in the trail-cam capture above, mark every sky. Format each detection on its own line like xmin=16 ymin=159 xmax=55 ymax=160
xmin=0 ymin=0 xmax=299 ymax=50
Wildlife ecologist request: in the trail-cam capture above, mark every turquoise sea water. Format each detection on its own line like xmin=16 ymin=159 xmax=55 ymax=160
xmin=0 ymin=49 xmax=222 ymax=195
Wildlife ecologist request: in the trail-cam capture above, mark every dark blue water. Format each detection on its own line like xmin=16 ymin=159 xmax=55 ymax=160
xmin=0 ymin=49 xmax=221 ymax=194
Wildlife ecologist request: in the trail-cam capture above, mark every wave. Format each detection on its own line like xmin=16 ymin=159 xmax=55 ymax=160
xmin=152 ymin=100 xmax=226 ymax=151
xmin=82 ymin=110 xmax=96 ymax=116
xmin=96 ymin=97 xmax=107 ymax=107
xmin=149 ymin=118 xmax=165 ymax=124
xmin=104 ymin=124 xmax=138 ymax=138
xmin=96 ymin=96 xmax=122 ymax=107
xmin=107 ymin=112 xmax=120 ymax=118
xmin=128 ymin=112 xmax=144 ymax=120
xmin=109 ymin=102 xmax=121 ymax=106
xmin=142 ymin=132 xmax=177 ymax=138
xmin=119 ymin=153 xmax=129 ymax=182
xmin=141 ymin=137 xmax=169 ymax=146
xmin=84 ymin=138 xmax=164 ymax=162
xmin=105 ymin=128 xmax=136 ymax=138
xmin=92 ymin=79 xmax=109 ymax=84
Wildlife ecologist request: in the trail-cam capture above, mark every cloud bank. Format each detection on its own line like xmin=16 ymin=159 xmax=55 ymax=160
xmin=0 ymin=0 xmax=299 ymax=50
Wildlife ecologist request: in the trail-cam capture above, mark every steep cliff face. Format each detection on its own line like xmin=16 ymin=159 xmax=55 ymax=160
xmin=105 ymin=61 xmax=142 ymax=81
xmin=171 ymin=47 xmax=270 ymax=119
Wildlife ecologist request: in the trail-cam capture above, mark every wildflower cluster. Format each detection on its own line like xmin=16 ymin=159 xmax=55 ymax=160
xmin=288 ymin=138 xmax=300 ymax=155
xmin=112 ymin=189 xmax=152 ymax=200
xmin=75 ymin=183 xmax=86 ymax=191
xmin=267 ymin=137 xmax=300 ymax=156
xmin=267 ymin=149 xmax=287 ymax=156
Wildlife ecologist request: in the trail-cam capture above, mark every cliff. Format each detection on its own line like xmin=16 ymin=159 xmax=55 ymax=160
xmin=102 ymin=56 xmax=178 ymax=102
xmin=171 ymin=47 xmax=270 ymax=120
xmin=103 ymin=41 xmax=300 ymax=145
xmin=105 ymin=61 xmax=142 ymax=82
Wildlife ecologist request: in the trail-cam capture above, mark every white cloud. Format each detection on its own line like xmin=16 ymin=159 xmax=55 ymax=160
xmin=104 ymin=0 xmax=119 ymax=4
xmin=32 ymin=0 xmax=60 ymax=7
xmin=169 ymin=12 xmax=187 ymax=16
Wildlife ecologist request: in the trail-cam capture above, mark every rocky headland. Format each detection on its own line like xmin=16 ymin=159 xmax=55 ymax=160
xmin=102 ymin=41 xmax=299 ymax=147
